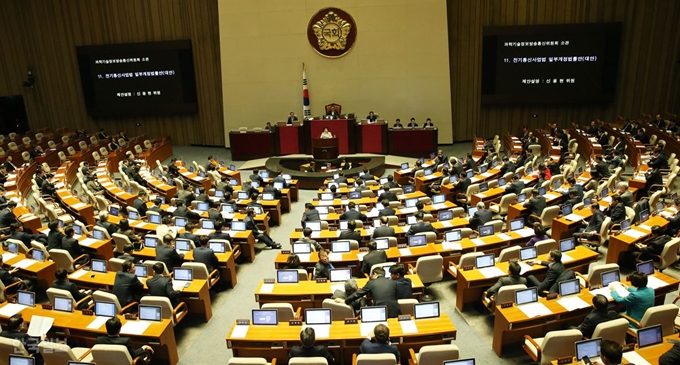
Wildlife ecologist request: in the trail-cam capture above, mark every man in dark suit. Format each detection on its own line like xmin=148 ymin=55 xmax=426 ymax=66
xmin=288 ymin=327 xmax=335 ymax=364
xmin=591 ymin=155 xmax=611 ymax=180
xmin=566 ymin=188 xmax=582 ymax=206
xmin=0 ymin=201 xmax=18 ymax=228
xmin=339 ymin=220 xmax=362 ymax=242
xmin=132 ymin=191 xmax=149 ymax=217
xmin=565 ymin=177 xmax=584 ymax=201
xmin=554 ymin=134 xmax=568 ymax=154
xmin=9 ymin=222 xmax=47 ymax=247
xmin=287 ymin=112 xmax=298 ymax=124
xmin=389 ymin=264 xmax=412 ymax=299
xmin=372 ymin=216 xmax=396 ymax=239
xmin=648 ymin=148 xmax=669 ymax=170
xmin=453 ymin=172 xmax=471 ymax=194
xmin=155 ymin=235 xmax=184 ymax=272
xmin=365 ymin=111 xmax=378 ymax=123
xmin=331 ymin=279 xmax=365 ymax=314
xmin=176 ymin=187 xmax=196 ymax=207
xmin=207 ymin=201 xmax=222 ymax=221
xmin=3 ymin=156 xmax=17 ymax=173
xmin=297 ymin=227 xmax=323 ymax=252
xmin=97 ymin=317 xmax=153 ymax=360
xmin=172 ymin=201 xmax=200 ymax=220
xmin=0 ymin=166 xmax=7 ymax=185
xmin=0 ymin=187 xmax=8 ymax=211
xmin=463 ymin=153 xmax=479 ymax=172
xmin=615 ymin=182 xmax=633 ymax=208
xmin=216 ymin=175 xmax=234 ymax=194
xmin=406 ymin=212 xmax=438 ymax=237
xmin=499 ymin=156 xmax=516 ymax=176
xmin=0 ymin=314 xmax=43 ymax=360
xmin=485 ymin=261 xmax=527 ymax=300
xmin=245 ymin=207 xmax=281 ymax=249
xmin=334 ymin=172 xmax=349 ymax=185
xmin=576 ymin=294 xmax=619 ymax=338
xmin=249 ymin=169 xmax=264 ymax=186
xmin=642 ymin=167 xmax=663 ymax=197
xmin=665 ymin=199 xmax=680 ymax=236
xmin=526 ymin=250 xmax=565 ymax=295
xmin=313 ymin=249 xmax=334 ymax=279
xmin=407 ymin=118 xmax=418 ymax=128
xmin=112 ymin=260 xmax=144 ymax=307
xmin=606 ymin=195 xmax=627 ymax=224
xmin=208 ymin=220 xmax=234 ymax=243
xmin=52 ymin=268 xmax=90 ymax=309
xmin=117 ymin=244 xmax=137 ymax=262
xmin=301 ymin=203 xmax=320 ymax=227
xmin=0 ymin=255 xmax=33 ymax=292
xmin=62 ymin=226 xmax=87 ymax=264
xmin=97 ymin=211 xmax=118 ymax=237
xmin=469 ymin=202 xmax=493 ymax=230
xmin=147 ymin=262 xmax=181 ymax=307
xmin=378 ymin=187 xmax=398 ymax=202
xmin=46 ymin=220 xmax=64 ymax=251
xmin=573 ymin=203 xmax=605 ymax=241
xmin=359 ymin=324 xmax=400 ymax=361
xmin=361 ymin=240 xmax=387 ymax=275
xmin=386 ymin=175 xmax=399 ymax=189
xmin=660 ymin=343 xmax=680 ymax=365
xmin=378 ymin=199 xmax=396 ymax=218
xmin=633 ymin=225 xmax=671 ymax=262
xmin=148 ymin=198 xmax=163 ymax=214
xmin=340 ymin=202 xmax=367 ymax=222
xmin=338 ymin=267 xmax=401 ymax=318
xmin=523 ymin=189 xmax=547 ymax=217
xmin=195 ymin=187 xmax=210 ymax=203
xmin=193 ymin=236 xmax=219 ymax=273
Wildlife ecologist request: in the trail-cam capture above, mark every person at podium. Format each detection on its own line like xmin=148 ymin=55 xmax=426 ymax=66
xmin=320 ymin=127 xmax=334 ymax=139
xmin=366 ymin=111 xmax=378 ymax=123
xmin=407 ymin=118 xmax=418 ymax=128
xmin=287 ymin=112 xmax=298 ymax=125
xmin=392 ymin=119 xmax=403 ymax=129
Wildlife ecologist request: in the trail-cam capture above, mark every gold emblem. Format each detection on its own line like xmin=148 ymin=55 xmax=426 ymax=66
xmin=312 ymin=12 xmax=351 ymax=51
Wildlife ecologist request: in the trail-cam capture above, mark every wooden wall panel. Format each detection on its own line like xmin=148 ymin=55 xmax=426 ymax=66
xmin=448 ymin=0 xmax=680 ymax=141
xmin=0 ymin=0 xmax=223 ymax=146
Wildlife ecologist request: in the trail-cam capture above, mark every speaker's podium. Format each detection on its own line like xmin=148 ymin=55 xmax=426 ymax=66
xmin=311 ymin=137 xmax=339 ymax=160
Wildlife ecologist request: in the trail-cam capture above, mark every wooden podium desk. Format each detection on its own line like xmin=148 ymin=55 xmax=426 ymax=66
xmin=217 ymin=166 xmax=242 ymax=186
xmin=0 ymin=303 xmax=178 ymax=365
xmin=227 ymin=315 xmax=456 ymax=365
xmin=506 ymin=182 xmax=568 ymax=230
xmin=503 ymin=134 xmax=524 ymax=155
xmin=1 ymin=250 xmax=56 ymax=290
xmin=96 ymin=167 xmax=136 ymax=207
xmin=493 ymin=272 xmax=679 ymax=356
xmin=311 ymin=137 xmax=339 ymax=160
xmin=306 ymin=118 xmax=356 ymax=155
xmin=414 ymin=171 xmax=442 ymax=193
xmin=388 ymin=128 xmax=438 ymax=158
xmin=235 ymin=197 xmax=282 ymax=226
xmin=254 ymin=274 xmax=424 ymax=309
xmin=37 ymin=226 xmax=113 ymax=261
xmin=392 ymin=159 xmax=437 ymax=186
xmin=550 ymin=198 xmax=610 ymax=242
xmin=552 ymin=334 xmax=678 ymax=364
xmin=356 ymin=121 xmax=388 ymax=154
xmin=52 ymin=165 xmax=96 ymax=227
xmin=66 ymin=269 xmax=212 ymax=322
xmin=606 ymin=215 xmax=669 ymax=264
xmin=451 ymin=245 xmax=599 ymax=312
xmin=536 ymin=131 xmax=563 ymax=161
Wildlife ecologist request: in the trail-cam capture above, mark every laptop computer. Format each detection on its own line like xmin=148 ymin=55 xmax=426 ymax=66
xmin=262 ymin=193 xmax=275 ymax=201
xmin=201 ymin=219 xmax=215 ymax=230
xmin=467 ymin=206 xmax=478 ymax=217
xmin=424 ymin=168 xmax=433 ymax=176
xmin=403 ymin=185 xmax=416 ymax=194
xmin=251 ymin=181 xmax=260 ymax=189
xmin=466 ymin=170 xmax=474 ymax=178
xmin=509 ymin=219 xmax=524 ymax=231
xmin=128 ymin=210 xmax=139 ymax=221
xmin=601 ymin=270 xmax=620 ymax=287
xmin=252 ymin=309 xmax=278 ymax=325
xmin=277 ymin=270 xmax=299 ymax=283
xmin=214 ymin=189 xmax=225 ymax=198
xmin=173 ymin=267 xmax=193 ymax=282
xmin=209 ymin=241 xmax=226 ymax=253
xmin=109 ymin=206 xmax=119 ymax=216
xmin=517 ymin=193 xmax=527 ymax=203
xmin=306 ymin=221 xmax=322 ymax=231
xmin=438 ymin=210 xmax=453 ymax=221
xmin=237 ymin=191 xmax=249 ymax=200
xmin=231 ymin=221 xmax=246 ymax=231
xmin=475 ymin=254 xmax=495 ymax=269
xmin=637 ymin=324 xmax=663 ymax=348
xmin=360 ymin=306 xmax=388 ymax=323
xmin=562 ymin=204 xmax=572 ymax=216
xmin=480 ymin=182 xmax=489 ymax=192
xmin=639 ymin=209 xmax=650 ymax=223
xmin=196 ymin=202 xmax=209 ymax=212
xmin=320 ymin=193 xmax=333 ymax=201
xmin=338 ymin=220 xmax=349 ymax=230
xmin=601 ymin=188 xmax=609 ymax=199
xmin=405 ymin=198 xmax=418 ymax=208
xmin=9 ymin=355 xmax=34 ymax=365
xmin=558 ymin=278 xmax=581 ymax=297
xmin=479 ymin=225 xmax=494 ymax=237
xmin=94 ymin=301 xmax=117 ymax=317
xmin=175 ymin=239 xmax=192 ymax=253
xmin=329 ymin=268 xmax=352 ymax=282
xmin=575 ymin=338 xmax=602 ymax=363
xmin=583 ymin=197 xmax=592 ymax=207
xmin=514 ymin=287 xmax=538 ymax=305
xmin=348 ymin=191 xmax=362 ymax=200
xmin=229 ymin=179 xmax=239 ymax=186
xmin=7 ymin=241 xmax=18 ymax=254
xmin=139 ymin=304 xmax=163 ymax=322
xmin=332 ymin=240 xmax=351 ymax=253
xmin=174 ymin=217 xmax=187 ymax=227
xmin=274 ymin=182 xmax=284 ymax=189
xmin=144 ymin=236 xmax=159 ymax=248
xmin=53 ymin=296 xmax=73 ymax=313
xmin=526 ymin=167 xmax=533 ymax=175
xmin=406 ymin=215 xmax=417 ymax=225
xmin=538 ymin=187 xmax=546 ymax=196
xmin=316 ymin=206 xmax=329 ymax=215
xmin=408 ymin=235 xmax=427 ymax=247
xmin=135 ymin=265 xmax=148 ymax=278
xmin=620 ymin=219 xmax=631 ymax=232
xmin=32 ymin=250 xmax=45 ymax=262
xmin=379 ymin=178 xmax=388 ymax=185
xmin=17 ymin=290 xmax=34 ymax=307
xmin=292 ymin=242 xmax=312 ymax=254
xmin=520 ymin=246 xmax=537 ymax=261
xmin=480 ymin=165 xmax=488 ymax=174
xmin=374 ymin=238 xmax=389 ymax=250
xmin=553 ymin=180 xmax=561 ymax=190
xmin=432 ymin=194 xmax=446 ymax=204
xmin=305 ymin=308 xmax=332 ymax=325
xmin=91 ymin=259 xmax=107 ymax=273
xmin=401 ymin=162 xmax=410 ymax=170
xmin=443 ymin=359 xmax=475 ymax=365
xmin=498 ymin=177 xmax=506 ymax=186
xmin=149 ymin=214 xmax=162 ymax=224
xmin=414 ymin=302 xmax=440 ymax=319
xmin=559 ymin=238 xmax=575 ymax=252
xmin=637 ymin=260 xmax=655 ymax=275
xmin=445 ymin=230 xmax=462 ymax=242
xmin=73 ymin=224 xmax=82 ymax=236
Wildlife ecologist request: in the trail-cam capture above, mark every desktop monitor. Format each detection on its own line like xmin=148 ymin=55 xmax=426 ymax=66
xmin=348 ymin=191 xmax=362 ymax=200
xmin=229 ymin=179 xmax=239 ymax=186
xmin=424 ymin=169 xmax=433 ymax=176
xmin=475 ymin=254 xmax=495 ymax=269
xmin=91 ymin=259 xmax=107 ymax=273
xmin=17 ymin=290 xmax=35 ymax=307
xmin=601 ymin=188 xmax=609 ymax=198
xmin=480 ymin=165 xmax=488 ymax=173
xmin=320 ymin=193 xmax=333 ymax=201
xmin=329 ymin=268 xmax=352 ymax=282
xmin=274 ymin=182 xmax=284 ymax=190
xmin=467 ymin=206 xmax=478 ymax=217
xmin=277 ymin=270 xmax=299 ymax=283
xmin=480 ymin=182 xmax=489 ymax=192
xmin=374 ymin=238 xmax=389 ymax=250
xmin=128 ymin=211 xmax=139 ymax=221
xmin=575 ymin=338 xmax=602 ymax=363
xmin=498 ymin=177 xmax=506 ymax=186
xmin=53 ymin=296 xmax=73 ymax=313
xmin=558 ymin=278 xmax=581 ymax=297
xmin=262 ymin=193 xmax=275 ymax=201
xmin=562 ymin=204 xmax=572 ymax=216
xmin=144 ymin=236 xmax=159 ymax=248
xmin=400 ymin=162 xmax=410 ymax=170
xmin=292 ymin=242 xmax=312 ymax=254
xmin=9 ymin=356 xmax=34 ymax=365
xmin=637 ymin=324 xmax=663 ymax=349
xmin=259 ymin=171 xmax=270 ymax=179
xmin=175 ymin=239 xmax=191 ymax=252
xmin=438 ymin=210 xmax=453 ymax=221
xmin=331 ymin=240 xmax=351 ymax=253
xmin=517 ymin=193 xmax=527 ymax=203
xmin=305 ymin=308 xmax=332 ymax=325
xmin=408 ymin=235 xmax=427 ymax=247
xmin=209 ymin=241 xmax=226 ymax=253
xmin=443 ymin=359 xmax=475 ymax=365
xmin=306 ymin=221 xmax=322 ymax=232
xmin=414 ymin=302 xmax=440 ymax=319
xmin=445 ymin=230 xmax=462 ymax=242
xmin=135 ymin=265 xmax=148 ymax=278
xmin=214 ymin=189 xmax=225 ymax=197
xmin=478 ymin=225 xmax=494 ymax=237
xmin=637 ymin=260 xmax=655 ymax=276
xmin=109 ymin=206 xmax=119 ymax=216
xmin=32 ymin=250 xmax=45 ymax=262
xmin=406 ymin=215 xmax=417 ymax=225
xmin=251 ymin=181 xmax=260 ymax=189
xmin=94 ymin=301 xmax=117 ymax=317
xmin=639 ymin=209 xmax=650 ymax=223
xmin=520 ymin=246 xmax=537 ymax=261
xmin=231 ymin=221 xmax=246 ymax=231
xmin=173 ymin=267 xmax=193 ymax=281
xmin=196 ymin=202 xmax=209 ymax=211
xmin=559 ymin=238 xmax=575 ymax=252
xmin=139 ymin=305 xmax=163 ymax=322
xmin=174 ymin=217 xmax=187 ymax=227
xmin=432 ymin=194 xmax=446 ymax=204
xmin=237 ymin=191 xmax=249 ymax=200
xmin=466 ymin=170 xmax=474 ymax=178
xmin=405 ymin=198 xmax=418 ymax=208
xmin=403 ymin=185 xmax=416 ymax=194
xmin=338 ymin=220 xmax=349 ymax=230
xmin=600 ymin=270 xmax=620 ymax=287
xmin=149 ymin=214 xmax=162 ymax=224
xmin=252 ymin=309 xmax=278 ymax=325
xmin=538 ymin=187 xmax=546 ymax=196
xmin=201 ymin=219 xmax=215 ymax=230
xmin=514 ymin=287 xmax=538 ymax=305
xmin=360 ymin=306 xmax=388 ymax=323
xmin=510 ymin=219 xmax=524 ymax=231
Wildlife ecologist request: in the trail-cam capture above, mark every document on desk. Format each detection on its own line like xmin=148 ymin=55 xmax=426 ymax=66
xmin=79 ymin=238 xmax=99 ymax=247
xmin=328 ymin=253 xmax=343 ymax=262
xmin=1 ymin=253 xmax=17 ymax=262
xmin=400 ymin=207 xmax=417 ymax=214
xmin=166 ymin=206 xmax=177 ymax=213
xmin=645 ymin=275 xmax=667 ymax=289
xmin=496 ymin=233 xmax=512 ymax=241
xmin=402 ymin=225 xmax=411 ymax=232
xmin=121 ymin=321 xmax=151 ymax=335
xmin=560 ymin=253 xmax=574 ymax=263
xmin=356 ymin=253 xmax=367 ymax=262
xmin=400 ymin=320 xmax=418 ymax=334
xmin=87 ymin=316 xmax=109 ymax=330
xmin=360 ymin=322 xmax=387 ymax=336
xmin=544 ymin=193 xmax=561 ymax=200
xmin=518 ymin=262 xmax=533 ymax=275
xmin=71 ymin=202 xmax=87 ymax=209
xmin=439 ymin=221 xmax=453 ymax=228
xmin=70 ymin=269 xmax=89 ymax=279
xmin=259 ymin=283 xmax=274 ymax=293
xmin=398 ymin=248 xmax=412 ymax=256
xmin=518 ymin=302 xmax=552 ymax=318
xmin=637 ymin=224 xmax=652 ymax=232
xmin=221 ymin=213 xmax=235 ymax=220
xmin=304 ymin=324 xmax=330 ymax=338
xmin=590 ymin=284 xmax=629 ymax=301
xmin=430 ymin=203 xmax=448 ymax=210
xmin=557 ymin=296 xmax=590 ymax=311
xmin=172 ymin=280 xmax=190 ymax=291
xmin=442 ymin=242 xmax=462 ymax=251
xmin=297 ymin=254 xmax=311 ymax=262
xmin=565 ymin=213 xmax=585 ymax=222
xmin=311 ymin=231 xmax=322 ymax=239
xmin=230 ymin=324 xmax=249 ymax=338
xmin=601 ymin=196 xmax=612 ymax=204
xmin=12 ymin=259 xmax=37 ymax=269
xmin=0 ymin=303 xmax=26 ymax=317
xmin=478 ymin=266 xmax=506 ymax=279
xmin=318 ymin=200 xmax=333 ymax=206
xmin=193 ymin=229 xmax=214 ymax=236
xmin=27 ymin=316 xmax=54 ymax=337
xmin=471 ymin=238 xmax=486 ymax=246
xmin=622 ymin=351 xmax=651 ymax=365
xmin=514 ymin=228 xmax=535 ymax=238
xmin=330 ymin=284 xmax=344 ymax=293
xmin=622 ymin=229 xmax=646 ymax=239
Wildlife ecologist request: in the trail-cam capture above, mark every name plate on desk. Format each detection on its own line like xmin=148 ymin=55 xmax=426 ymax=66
xmin=316 ymin=278 xmax=328 ymax=283
xmin=557 ymin=357 xmax=572 ymax=364
xmin=397 ymin=244 xmax=407 ymax=249
xmin=500 ymin=302 xmax=513 ymax=309
xmin=264 ymin=278 xmax=275 ymax=284
xmin=281 ymin=250 xmax=291 ymax=254
xmin=236 ymin=319 xmax=250 ymax=326
xmin=82 ymin=309 xmax=93 ymax=316
xmin=344 ymin=318 xmax=358 ymax=324
xmin=125 ymin=313 xmax=137 ymax=320
xmin=289 ymin=319 xmax=302 ymax=326
xmin=295 ymin=228 xmax=303 ymax=232
xmin=397 ymin=315 xmax=411 ymax=321
xmin=462 ymin=265 xmax=474 ymax=271
xmin=359 ymin=247 xmax=368 ymax=252
xmin=546 ymin=293 xmax=559 ymax=300
xmin=41 ymin=304 xmax=52 ymax=310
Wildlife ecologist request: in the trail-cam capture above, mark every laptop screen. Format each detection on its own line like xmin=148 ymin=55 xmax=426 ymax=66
xmin=637 ymin=260 xmax=654 ymax=276
xmin=637 ymin=324 xmax=663 ymax=348
xmin=374 ymin=238 xmax=389 ymax=250
xmin=231 ymin=221 xmax=246 ymax=231
xmin=339 ymin=220 xmax=349 ymax=230
xmin=274 ymin=182 xmax=284 ymax=189
xmin=174 ymin=217 xmax=187 ymax=227
xmin=306 ymin=221 xmax=322 ymax=231
xmin=175 ymin=239 xmax=191 ymax=252
xmin=209 ymin=241 xmax=226 ymax=253
xmin=73 ymin=224 xmax=83 ymax=235
xmin=601 ymin=270 xmax=620 ymax=287
xmin=173 ymin=268 xmax=193 ymax=281
xmin=583 ymin=197 xmax=592 ymax=207
xmin=128 ymin=211 xmax=139 ymax=220
xmin=109 ymin=206 xmax=119 ymax=216
xmin=214 ymin=189 xmax=225 ymax=197
xmin=201 ymin=219 xmax=215 ymax=230
xmin=538 ymin=187 xmax=546 ymax=196
xmin=403 ymin=185 xmax=415 ymax=194
xmin=621 ymin=219 xmax=631 ymax=231
xmin=640 ymin=209 xmax=650 ymax=223
xmin=424 ymin=168 xmax=433 ymax=176
xmin=331 ymin=240 xmax=351 ymax=253
xmin=262 ymin=193 xmax=275 ymax=201
xmin=479 ymin=225 xmax=494 ymax=237
xmin=562 ymin=204 xmax=572 ymax=216
xmin=305 ymin=308 xmax=332 ymax=325
xmin=32 ymin=250 xmax=45 ymax=262
xmin=554 ymin=180 xmax=561 ymax=190
xmin=475 ymin=254 xmax=495 ymax=269
xmin=251 ymin=181 xmax=260 ymax=189
xmin=329 ymin=268 xmax=352 ymax=282
xmin=320 ymin=193 xmax=333 ymax=201
xmin=54 ymin=296 xmax=73 ymax=313
xmin=139 ymin=305 xmax=163 ymax=322
xmin=445 ymin=230 xmax=462 ymax=242
xmin=405 ymin=198 xmax=418 ymax=208
xmin=432 ymin=194 xmax=446 ymax=204
xmin=656 ymin=201 xmax=664 ymax=213
xmin=408 ymin=235 xmax=427 ymax=247
xmin=95 ymin=301 xmax=117 ymax=317
xmin=9 ymin=356 xmax=34 ymax=365
xmin=135 ymin=265 xmax=148 ymax=278
xmin=237 ymin=191 xmax=249 ymax=200
xmin=144 ymin=236 xmax=158 ymax=248
xmin=17 ymin=290 xmax=34 ymax=307
xmin=379 ymin=178 xmax=388 ymax=185
xmin=277 ymin=270 xmax=299 ymax=283
xmin=438 ymin=210 xmax=453 ymax=221
xmin=575 ymin=338 xmax=601 ymax=362
xmin=406 ymin=215 xmax=417 ymax=225
xmin=526 ymin=167 xmax=533 ymax=174
xmin=401 ymin=162 xmax=409 ymax=170
xmin=7 ymin=242 xmax=17 ymax=254
xmin=259 ymin=171 xmax=269 ymax=179
xmin=558 ymin=278 xmax=581 ymax=297
xmin=252 ymin=309 xmax=278 ymax=325
xmin=466 ymin=170 xmax=474 ymax=178
xmin=292 ymin=242 xmax=312 ymax=254
xmin=360 ymin=306 xmax=388 ymax=323
xmin=515 ymin=287 xmax=538 ymax=305
xmin=480 ymin=182 xmax=489 ymax=192
xmin=517 ymin=193 xmax=527 ymax=203
xmin=510 ymin=219 xmax=524 ymax=231
xmin=467 ymin=207 xmax=478 ymax=217
xmin=414 ymin=302 xmax=440 ymax=319
xmin=443 ymin=359 xmax=475 ymax=365
xmin=196 ymin=202 xmax=209 ymax=211
xmin=91 ymin=259 xmax=107 ymax=273
xmin=520 ymin=246 xmax=537 ymax=261
xmin=348 ymin=191 xmax=362 ymax=200
xmin=601 ymin=188 xmax=608 ymax=198
xmin=498 ymin=177 xmax=506 ymax=186
xmin=559 ymin=238 xmax=575 ymax=252
xmin=373 ymin=218 xmax=381 ymax=228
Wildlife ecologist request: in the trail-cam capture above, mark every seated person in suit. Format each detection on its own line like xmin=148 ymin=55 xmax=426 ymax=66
xmin=97 ymin=317 xmax=154 ymax=360
xmin=485 ymin=261 xmax=527 ymax=301
xmin=117 ymin=219 xmax=141 ymax=248
xmin=132 ymin=191 xmax=149 ymax=217
xmin=469 ymin=202 xmax=493 ymax=230
xmin=62 ymin=225 xmax=88 ymax=265
xmin=172 ymin=200 xmax=201 ymax=220
xmin=52 ymin=268 xmax=90 ymax=309
xmin=117 ymin=244 xmax=136 ymax=262
xmin=378 ymin=186 xmax=398 ymax=202
xmin=339 ymin=267 xmax=401 ymax=318
xmin=9 ymin=221 xmax=47 ymax=248
xmin=565 ymin=188 xmax=581 ymax=206
xmin=575 ymin=294 xmax=619 ymax=338
xmin=361 ymin=240 xmax=387 ymax=275
xmin=313 ymin=249 xmax=334 ymax=279
xmin=423 ymin=118 xmax=434 ymax=128
xmin=96 ymin=211 xmax=118 ymax=237
xmin=288 ymin=327 xmax=336 ymax=364
xmin=156 ymin=216 xmax=178 ymax=240
xmin=605 ymin=195 xmax=627 ymax=224
xmin=339 ymin=220 xmax=362 ymax=242
xmin=335 ymin=172 xmax=349 ymax=184
xmin=392 ymin=119 xmax=403 ymax=129
xmin=366 ymin=111 xmax=377 ymax=123
xmin=147 ymin=262 xmax=182 ymax=307
xmin=372 ymin=216 xmax=396 ymax=239
xmin=193 ymin=236 xmax=219 ymax=273
xmin=340 ymin=202 xmax=367 ymax=222
xmin=378 ymin=199 xmax=396 ymax=217
xmin=306 ymin=161 xmax=316 ymax=172
xmin=1 ymin=314 xmax=44 ymax=361
xmin=148 ymin=198 xmax=163 ymax=214
xmin=660 ymin=343 xmax=680 ymax=365
xmin=526 ymin=250 xmax=565 ymax=296
xmin=320 ymin=127 xmax=333 ymax=139
xmin=155 ymin=234 xmax=184 ymax=272
xmin=523 ymin=189 xmax=547 ymax=220
xmin=632 ymin=225 xmax=671 ymax=263
xmin=331 ymin=278 xmax=365 ymax=314
xmin=299 ymin=227 xmax=323 ymax=252
xmin=46 ymin=220 xmax=64 ymax=251
xmin=389 ymin=264 xmax=412 ymax=299
xmin=287 ymin=112 xmax=298 ymax=124
xmin=572 ymin=203 xmax=604 ymax=242
xmin=245 ymin=207 xmax=281 ymax=249
xmin=499 ymin=156 xmax=516 ymax=176
xmin=406 ymin=211 xmax=438 ymax=237
xmin=112 ymin=259 xmax=144 ymax=308
xmin=407 ymin=118 xmax=418 ymax=128
xmin=301 ymin=203 xmax=320 ymax=227
xmin=360 ymin=324 xmax=400 ymax=361
xmin=0 ymin=254 xmax=34 ymax=294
